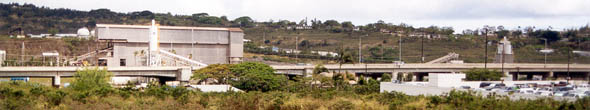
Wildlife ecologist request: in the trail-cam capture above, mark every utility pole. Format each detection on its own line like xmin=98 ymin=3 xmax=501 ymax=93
xmin=21 ymin=42 xmax=24 ymax=66
xmin=263 ymin=28 xmax=266 ymax=44
xmin=501 ymin=43 xmax=505 ymax=74
xmin=567 ymin=50 xmax=571 ymax=83
xmin=421 ymin=33 xmax=425 ymax=63
xmin=399 ymin=34 xmax=402 ymax=62
xmin=359 ymin=34 xmax=362 ymax=63
xmin=484 ymin=31 xmax=488 ymax=69
xmin=295 ymin=35 xmax=298 ymax=63
xmin=541 ymin=38 xmax=548 ymax=68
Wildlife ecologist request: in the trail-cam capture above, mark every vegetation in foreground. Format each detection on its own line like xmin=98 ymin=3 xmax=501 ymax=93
xmin=0 ymin=63 xmax=589 ymax=110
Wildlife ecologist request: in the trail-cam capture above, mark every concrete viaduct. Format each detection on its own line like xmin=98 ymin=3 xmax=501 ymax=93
xmin=0 ymin=66 xmax=196 ymax=87
xmin=272 ymin=63 xmax=590 ymax=81
xmin=1 ymin=63 xmax=589 ymax=87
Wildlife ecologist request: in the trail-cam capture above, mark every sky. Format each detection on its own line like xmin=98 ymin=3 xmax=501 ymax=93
xmin=3 ymin=0 xmax=590 ymax=33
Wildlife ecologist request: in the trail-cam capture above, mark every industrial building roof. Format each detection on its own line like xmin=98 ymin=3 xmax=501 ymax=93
xmin=95 ymin=24 xmax=244 ymax=44
xmin=96 ymin=24 xmax=243 ymax=32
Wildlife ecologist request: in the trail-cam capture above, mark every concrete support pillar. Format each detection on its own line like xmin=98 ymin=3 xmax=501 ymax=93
xmin=527 ymin=74 xmax=533 ymax=80
xmin=548 ymin=71 xmax=554 ymax=80
xmin=176 ymin=67 xmax=192 ymax=83
xmin=503 ymin=71 xmax=512 ymax=81
xmin=53 ymin=75 xmax=61 ymax=88
xmin=411 ymin=74 xmax=417 ymax=82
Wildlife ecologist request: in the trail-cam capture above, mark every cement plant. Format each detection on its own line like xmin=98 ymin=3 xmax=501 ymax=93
xmin=0 ymin=1 xmax=590 ymax=110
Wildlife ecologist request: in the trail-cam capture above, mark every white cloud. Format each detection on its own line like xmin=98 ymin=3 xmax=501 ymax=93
xmin=3 ymin=0 xmax=590 ymax=33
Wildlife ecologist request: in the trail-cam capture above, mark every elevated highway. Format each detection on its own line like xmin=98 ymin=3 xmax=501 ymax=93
xmin=272 ymin=63 xmax=590 ymax=80
xmin=0 ymin=63 xmax=589 ymax=87
xmin=0 ymin=66 xmax=201 ymax=87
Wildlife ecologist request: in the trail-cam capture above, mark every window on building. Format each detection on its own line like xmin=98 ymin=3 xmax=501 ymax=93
xmin=120 ymin=59 xmax=126 ymax=66
xmin=98 ymin=59 xmax=107 ymax=66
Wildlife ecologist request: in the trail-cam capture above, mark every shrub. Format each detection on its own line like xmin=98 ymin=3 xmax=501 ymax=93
xmin=46 ymin=90 xmax=67 ymax=106
xmin=312 ymin=64 xmax=329 ymax=74
xmin=231 ymin=62 xmax=288 ymax=92
xmin=329 ymin=100 xmax=354 ymax=110
xmin=381 ymin=73 xmax=392 ymax=82
xmin=69 ymin=67 xmax=113 ymax=92
xmin=464 ymin=68 xmax=504 ymax=81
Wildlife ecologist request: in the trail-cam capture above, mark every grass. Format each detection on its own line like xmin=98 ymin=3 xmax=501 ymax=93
xmin=0 ymin=78 xmax=589 ymax=109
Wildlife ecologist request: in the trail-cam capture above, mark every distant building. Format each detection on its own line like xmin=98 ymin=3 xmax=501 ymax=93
xmin=55 ymin=34 xmax=78 ymax=37
xmin=27 ymin=34 xmax=43 ymax=38
xmin=380 ymin=29 xmax=391 ymax=33
xmin=494 ymin=37 xmax=514 ymax=63
xmin=0 ymin=50 xmax=5 ymax=66
xmin=286 ymin=26 xmax=312 ymax=30
xmin=243 ymin=39 xmax=251 ymax=43
xmin=354 ymin=27 xmax=361 ymax=31
xmin=16 ymin=35 xmax=25 ymax=38
xmin=96 ymin=24 xmax=244 ymax=67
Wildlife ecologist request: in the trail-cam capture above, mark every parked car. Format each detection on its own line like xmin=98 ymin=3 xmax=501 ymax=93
xmin=554 ymin=91 xmax=568 ymax=97
xmin=480 ymin=82 xmax=492 ymax=88
xmin=502 ymin=87 xmax=517 ymax=93
xmin=519 ymin=88 xmax=537 ymax=94
xmin=536 ymin=87 xmax=554 ymax=96
xmin=460 ymin=86 xmax=471 ymax=89
xmin=568 ymin=92 xmax=587 ymax=98
xmin=536 ymin=91 xmax=553 ymax=96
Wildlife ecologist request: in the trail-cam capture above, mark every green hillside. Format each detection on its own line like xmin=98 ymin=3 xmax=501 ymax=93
xmin=1 ymin=3 xmax=590 ymax=64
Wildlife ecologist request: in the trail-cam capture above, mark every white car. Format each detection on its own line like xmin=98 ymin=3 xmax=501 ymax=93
xmin=536 ymin=91 xmax=553 ymax=96
xmin=565 ymin=92 xmax=586 ymax=98
xmin=519 ymin=88 xmax=537 ymax=94
xmin=554 ymin=91 xmax=567 ymax=97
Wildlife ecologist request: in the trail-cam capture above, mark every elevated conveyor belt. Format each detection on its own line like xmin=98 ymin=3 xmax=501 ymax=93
xmin=426 ymin=52 xmax=459 ymax=64
xmin=159 ymin=49 xmax=208 ymax=67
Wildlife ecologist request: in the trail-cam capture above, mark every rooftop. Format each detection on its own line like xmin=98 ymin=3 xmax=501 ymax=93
xmin=96 ymin=24 xmax=243 ymax=32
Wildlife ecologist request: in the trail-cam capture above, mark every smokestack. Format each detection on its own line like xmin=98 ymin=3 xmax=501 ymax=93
xmin=149 ymin=19 xmax=159 ymax=51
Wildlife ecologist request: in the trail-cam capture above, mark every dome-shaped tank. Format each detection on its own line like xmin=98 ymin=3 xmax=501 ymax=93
xmin=77 ymin=27 xmax=90 ymax=37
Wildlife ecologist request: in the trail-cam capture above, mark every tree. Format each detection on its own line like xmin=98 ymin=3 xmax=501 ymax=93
xmin=48 ymin=28 xmax=58 ymax=36
xmin=192 ymin=13 xmax=209 ymax=20
xmin=192 ymin=64 xmax=234 ymax=84
xmin=336 ymin=48 xmax=355 ymax=79
xmin=231 ymin=62 xmax=287 ymax=92
xmin=539 ymin=30 xmax=560 ymax=43
xmin=299 ymin=40 xmax=310 ymax=48
xmin=323 ymin=20 xmax=341 ymax=28
xmin=464 ymin=68 xmax=504 ymax=81
xmin=381 ymin=73 xmax=392 ymax=82
xmin=341 ymin=21 xmax=354 ymax=31
xmin=233 ymin=16 xmax=254 ymax=27
xmin=69 ymin=67 xmax=112 ymax=92
xmin=312 ymin=64 xmax=329 ymax=74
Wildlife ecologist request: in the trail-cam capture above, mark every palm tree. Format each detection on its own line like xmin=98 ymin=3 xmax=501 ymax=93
xmin=336 ymin=47 xmax=354 ymax=80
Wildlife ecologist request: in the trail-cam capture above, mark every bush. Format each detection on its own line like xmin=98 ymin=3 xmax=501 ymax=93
xmin=464 ymin=68 xmax=504 ymax=81
xmin=69 ymin=67 xmax=113 ymax=92
xmin=231 ymin=62 xmax=288 ymax=92
xmin=329 ymin=100 xmax=354 ymax=110
xmin=381 ymin=73 xmax=392 ymax=82
xmin=46 ymin=90 xmax=67 ymax=106
xmin=312 ymin=64 xmax=329 ymax=74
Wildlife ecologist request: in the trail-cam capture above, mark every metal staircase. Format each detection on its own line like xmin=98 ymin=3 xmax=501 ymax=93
xmin=69 ymin=47 xmax=112 ymax=65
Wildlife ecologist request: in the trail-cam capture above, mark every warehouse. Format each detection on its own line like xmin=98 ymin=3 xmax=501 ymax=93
xmin=95 ymin=24 xmax=243 ymax=67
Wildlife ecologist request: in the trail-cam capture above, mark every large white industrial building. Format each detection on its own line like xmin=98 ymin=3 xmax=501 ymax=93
xmin=95 ymin=23 xmax=244 ymax=67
